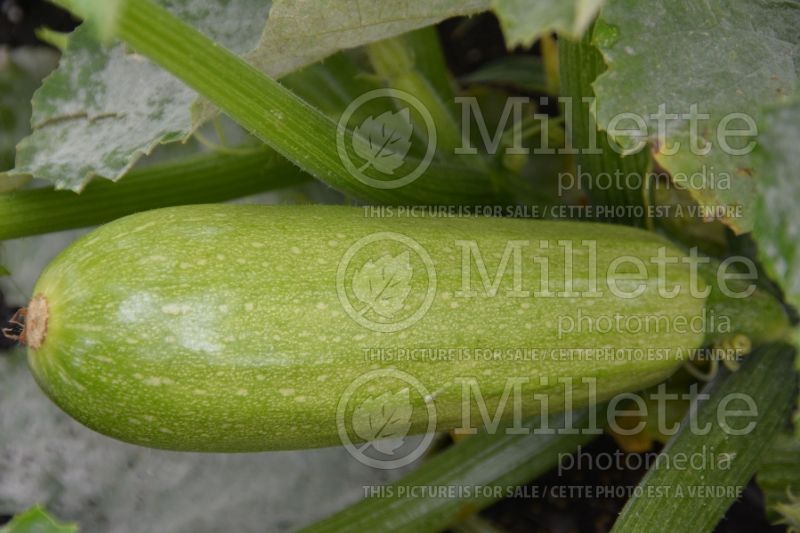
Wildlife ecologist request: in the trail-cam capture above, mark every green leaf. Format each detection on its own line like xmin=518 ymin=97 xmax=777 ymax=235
xmin=14 ymin=0 xmax=271 ymax=191
xmin=612 ymin=343 xmax=797 ymax=533
xmin=492 ymin=0 xmax=605 ymax=46
xmin=352 ymin=251 xmax=413 ymax=319
xmin=352 ymin=388 xmax=413 ymax=454
xmin=245 ymin=0 xmax=488 ymax=80
xmin=593 ymin=0 xmax=800 ymax=234
xmin=752 ymin=99 xmax=800 ymax=313
xmin=0 ymin=506 xmax=76 ymax=533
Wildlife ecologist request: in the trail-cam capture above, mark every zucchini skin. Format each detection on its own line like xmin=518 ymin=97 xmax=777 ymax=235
xmin=27 ymin=205 xmax=706 ymax=451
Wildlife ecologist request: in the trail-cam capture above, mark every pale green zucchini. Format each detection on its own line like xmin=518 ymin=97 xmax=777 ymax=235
xmin=18 ymin=205 xmax=710 ymax=451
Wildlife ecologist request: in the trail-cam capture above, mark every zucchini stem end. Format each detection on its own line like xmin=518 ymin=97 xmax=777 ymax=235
xmin=2 ymin=294 xmax=48 ymax=349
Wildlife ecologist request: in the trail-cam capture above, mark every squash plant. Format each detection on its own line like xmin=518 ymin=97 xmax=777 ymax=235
xmin=1 ymin=0 xmax=799 ymax=531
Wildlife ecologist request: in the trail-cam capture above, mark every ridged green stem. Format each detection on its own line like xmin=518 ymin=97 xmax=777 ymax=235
xmin=559 ymin=27 xmax=651 ymax=227
xmin=367 ymin=35 xmax=463 ymax=155
xmin=303 ymin=410 xmax=597 ymax=533
xmin=612 ymin=343 xmax=797 ymax=533
xmin=0 ymin=148 xmax=308 ymax=240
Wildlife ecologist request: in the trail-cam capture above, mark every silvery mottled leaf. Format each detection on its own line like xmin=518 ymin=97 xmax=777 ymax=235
xmin=492 ymin=0 xmax=605 ymax=45
xmin=352 ymin=109 xmax=414 ymax=175
xmin=192 ymin=0 xmax=491 ymax=124
xmin=352 ymin=388 xmax=413 ymax=454
xmin=0 ymin=506 xmax=76 ymax=533
xmin=18 ymin=0 xmax=495 ymax=189
xmin=243 ymin=0 xmax=489 ymax=83
xmin=351 ymin=251 xmax=413 ymax=318
xmin=593 ymin=0 xmax=800 ymax=233
xmin=0 ymin=47 xmax=59 ymax=179
xmin=10 ymin=0 xmax=271 ymax=191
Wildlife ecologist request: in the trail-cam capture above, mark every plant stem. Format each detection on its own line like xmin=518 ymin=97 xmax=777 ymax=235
xmin=366 ymin=28 xmax=514 ymax=198
xmin=402 ymin=27 xmax=456 ymax=105
xmin=559 ymin=26 xmax=650 ymax=227
xmin=540 ymin=33 xmax=560 ymax=96
xmin=612 ymin=343 xmax=797 ymax=533
xmin=280 ymin=53 xmax=383 ymax=119
xmin=302 ymin=410 xmax=597 ymax=533
xmin=367 ymin=34 xmax=463 ymax=155
xmin=56 ymin=0 xmax=502 ymax=206
xmin=0 ymin=148 xmax=308 ymax=240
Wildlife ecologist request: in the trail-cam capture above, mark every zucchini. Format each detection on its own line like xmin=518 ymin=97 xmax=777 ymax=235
xmin=18 ymin=205 xmax=710 ymax=451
